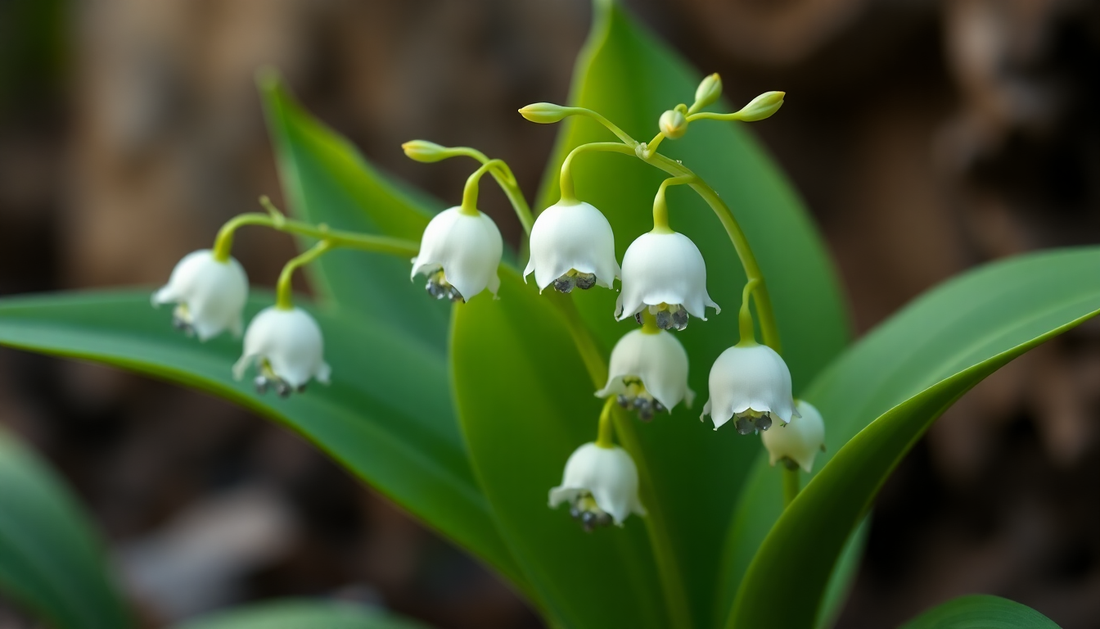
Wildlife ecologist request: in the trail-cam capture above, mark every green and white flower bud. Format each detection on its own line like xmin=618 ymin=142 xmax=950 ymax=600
xmin=233 ymin=306 xmax=331 ymax=396
xmin=694 ymin=73 xmax=722 ymax=110
xmin=152 ymin=249 xmax=248 ymax=341
xmin=596 ymin=328 xmax=694 ymax=418
xmin=736 ymin=91 xmax=785 ymax=122
xmin=518 ymin=102 xmax=569 ymax=124
xmin=659 ymin=109 xmax=688 ymax=139
xmin=549 ymin=442 xmax=646 ymax=529
xmin=523 ymin=200 xmax=619 ymax=293
xmin=411 ymin=207 xmax=503 ymax=302
xmin=615 ymin=231 xmax=719 ymax=325
xmin=401 ymin=140 xmax=450 ymax=163
xmin=762 ymin=400 xmax=825 ymax=472
xmin=701 ymin=343 xmax=798 ymax=433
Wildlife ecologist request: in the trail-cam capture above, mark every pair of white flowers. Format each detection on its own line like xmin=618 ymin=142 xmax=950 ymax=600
xmin=152 ymin=250 xmax=330 ymax=394
xmin=410 ymin=199 xmax=718 ymax=331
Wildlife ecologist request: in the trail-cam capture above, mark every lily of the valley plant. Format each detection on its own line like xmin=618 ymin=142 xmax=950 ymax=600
xmin=0 ymin=3 xmax=1089 ymax=629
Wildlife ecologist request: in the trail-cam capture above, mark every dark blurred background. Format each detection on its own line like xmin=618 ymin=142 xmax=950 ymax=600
xmin=1 ymin=0 xmax=1099 ymax=627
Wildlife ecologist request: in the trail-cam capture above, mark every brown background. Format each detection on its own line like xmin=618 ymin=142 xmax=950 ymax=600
xmin=0 ymin=0 xmax=1098 ymax=627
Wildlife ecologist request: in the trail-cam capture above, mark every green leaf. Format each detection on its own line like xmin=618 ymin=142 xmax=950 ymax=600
xmin=172 ymin=599 xmax=431 ymax=629
xmin=900 ymin=595 xmax=1061 ymax=629
xmin=258 ymin=71 xmax=449 ymax=345
xmin=0 ymin=430 xmax=132 ymax=629
xmin=725 ymin=247 xmax=1100 ymax=629
xmin=530 ymin=2 xmax=852 ymax=625
xmin=452 ymin=270 xmax=668 ymax=629
xmin=0 ymin=291 xmax=527 ymax=595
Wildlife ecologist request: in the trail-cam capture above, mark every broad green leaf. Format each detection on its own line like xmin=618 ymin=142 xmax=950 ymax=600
xmin=531 ymin=1 xmax=851 ymax=625
xmin=259 ymin=72 xmax=449 ymax=345
xmin=725 ymin=247 xmax=1100 ymax=629
xmin=172 ymin=599 xmax=431 ymax=629
xmin=900 ymin=595 xmax=1060 ymax=629
xmin=0 ymin=291 xmax=527 ymax=595
xmin=0 ymin=430 xmax=132 ymax=629
xmin=453 ymin=270 xmax=667 ymax=629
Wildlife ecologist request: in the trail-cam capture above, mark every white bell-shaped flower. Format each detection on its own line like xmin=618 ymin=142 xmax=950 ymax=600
xmin=523 ymin=200 xmax=620 ymax=293
xmin=549 ymin=442 xmax=646 ymax=530
xmin=615 ymin=231 xmax=719 ymax=331
xmin=595 ymin=328 xmax=694 ymax=421
xmin=233 ymin=306 xmax=331 ymax=396
xmin=762 ymin=400 xmax=826 ymax=472
xmin=701 ymin=342 xmax=798 ymax=434
xmin=152 ymin=249 xmax=248 ymax=341
xmin=411 ymin=206 xmax=502 ymax=302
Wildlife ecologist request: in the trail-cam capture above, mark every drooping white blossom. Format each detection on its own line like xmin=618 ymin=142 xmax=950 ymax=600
xmin=233 ymin=306 xmax=331 ymax=396
xmin=701 ymin=342 xmax=798 ymax=434
xmin=615 ymin=231 xmax=719 ymax=330
xmin=761 ymin=400 xmax=826 ymax=472
xmin=595 ymin=328 xmax=693 ymax=420
xmin=523 ymin=200 xmax=620 ymax=293
xmin=411 ymin=206 xmax=503 ymax=302
xmin=152 ymin=249 xmax=248 ymax=341
xmin=549 ymin=442 xmax=646 ymax=530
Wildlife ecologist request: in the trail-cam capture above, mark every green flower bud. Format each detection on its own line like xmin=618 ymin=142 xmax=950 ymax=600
xmin=736 ymin=91 xmax=785 ymax=122
xmin=518 ymin=102 xmax=569 ymax=124
xmin=659 ymin=109 xmax=688 ymax=139
xmin=401 ymin=140 xmax=450 ymax=163
xmin=694 ymin=73 xmax=722 ymax=110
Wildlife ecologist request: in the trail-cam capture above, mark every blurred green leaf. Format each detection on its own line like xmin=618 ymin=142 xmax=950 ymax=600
xmin=452 ymin=270 xmax=668 ymax=629
xmin=529 ymin=1 xmax=852 ymax=625
xmin=172 ymin=599 xmax=431 ymax=629
xmin=0 ymin=291 xmax=527 ymax=594
xmin=725 ymin=247 xmax=1100 ymax=629
xmin=259 ymin=72 xmax=450 ymax=346
xmin=0 ymin=430 xmax=132 ymax=629
xmin=899 ymin=595 xmax=1060 ymax=629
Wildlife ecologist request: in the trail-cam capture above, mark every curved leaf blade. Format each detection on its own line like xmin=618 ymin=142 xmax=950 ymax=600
xmin=0 ymin=291 xmax=526 ymax=593
xmin=532 ymin=2 xmax=851 ymax=625
xmin=452 ymin=270 xmax=667 ymax=629
xmin=900 ymin=595 xmax=1060 ymax=629
xmin=172 ymin=599 xmax=430 ymax=629
xmin=726 ymin=247 xmax=1100 ymax=628
xmin=259 ymin=72 xmax=449 ymax=345
xmin=0 ymin=430 xmax=133 ymax=629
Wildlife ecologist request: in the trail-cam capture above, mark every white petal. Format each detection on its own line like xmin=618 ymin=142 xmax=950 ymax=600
xmin=595 ymin=328 xmax=693 ymax=411
xmin=524 ymin=201 xmax=620 ymax=291
xmin=238 ymin=307 xmax=328 ymax=388
xmin=762 ymin=400 xmax=826 ymax=472
xmin=701 ymin=343 xmax=797 ymax=429
xmin=551 ymin=443 xmax=644 ymax=525
xmin=411 ymin=207 xmax=503 ymax=301
xmin=616 ymin=231 xmax=718 ymax=320
xmin=153 ymin=250 xmax=249 ymax=341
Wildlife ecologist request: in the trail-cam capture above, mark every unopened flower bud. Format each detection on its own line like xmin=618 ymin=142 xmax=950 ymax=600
xmin=762 ymin=400 xmax=826 ymax=472
xmin=659 ymin=109 xmax=688 ymax=139
xmin=401 ymin=140 xmax=451 ymax=163
xmin=736 ymin=91 xmax=785 ymax=122
xmin=518 ymin=102 xmax=569 ymax=124
xmin=694 ymin=73 xmax=722 ymax=110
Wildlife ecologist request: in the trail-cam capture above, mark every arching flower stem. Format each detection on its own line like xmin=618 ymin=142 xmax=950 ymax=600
xmin=212 ymin=198 xmax=420 ymax=263
xmin=737 ymin=278 xmax=760 ymax=346
xmin=652 ymin=175 xmax=696 ymax=234
xmin=558 ymin=142 xmax=631 ymax=204
xmin=460 ymin=159 xmax=508 ymax=216
xmin=275 ymin=240 xmax=334 ymax=310
xmin=595 ymin=396 xmax=617 ymax=449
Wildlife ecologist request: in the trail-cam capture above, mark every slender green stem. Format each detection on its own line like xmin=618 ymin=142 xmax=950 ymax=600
xmin=461 ymin=159 xmax=506 ymax=215
xmin=595 ymin=397 xmax=616 ymax=448
xmin=783 ymin=466 xmax=800 ymax=507
xmin=275 ymin=240 xmax=335 ymax=310
xmin=212 ymin=200 xmax=420 ymax=262
xmin=737 ymin=279 xmax=760 ymax=345
xmin=551 ymin=296 xmax=693 ymax=629
xmin=686 ymin=111 xmax=744 ymax=122
xmin=652 ymin=176 xmax=695 ymax=233
xmin=559 ymin=142 xmax=635 ymax=204
xmin=447 ymin=147 xmax=534 ymax=235
xmin=560 ymin=107 xmax=638 ymax=145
